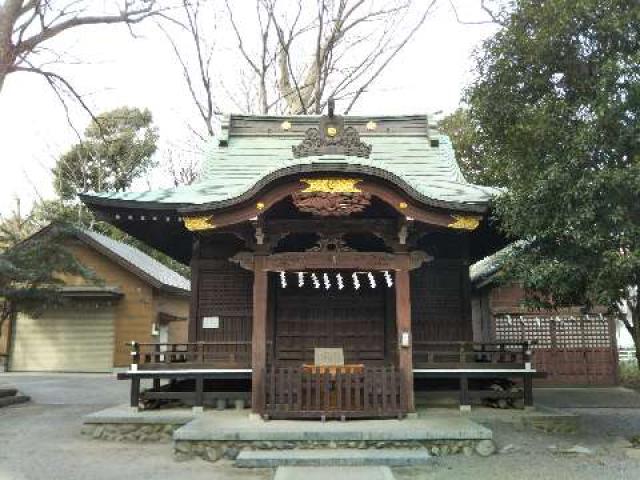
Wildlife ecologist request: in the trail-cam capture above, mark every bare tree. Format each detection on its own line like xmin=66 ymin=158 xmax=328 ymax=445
xmin=219 ymin=0 xmax=437 ymax=115
xmin=0 ymin=1 xmax=161 ymax=113
xmin=447 ymin=0 xmax=511 ymax=26
xmin=164 ymin=146 xmax=200 ymax=186
xmin=158 ymin=0 xmax=219 ymax=138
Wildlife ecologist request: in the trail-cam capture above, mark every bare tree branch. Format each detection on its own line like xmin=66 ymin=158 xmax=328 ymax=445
xmin=0 ymin=1 xmax=161 ymax=116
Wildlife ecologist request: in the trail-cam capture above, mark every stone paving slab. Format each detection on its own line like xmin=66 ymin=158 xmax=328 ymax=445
xmin=173 ymin=410 xmax=492 ymax=442
xmin=236 ymin=449 xmax=430 ymax=467
xmin=83 ymin=404 xmax=195 ymax=425
xmin=274 ymin=466 xmax=395 ymax=480
xmin=535 ymin=387 xmax=640 ymax=409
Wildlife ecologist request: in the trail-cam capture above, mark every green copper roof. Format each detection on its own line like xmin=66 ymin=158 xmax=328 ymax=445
xmin=82 ymin=114 xmax=501 ymax=213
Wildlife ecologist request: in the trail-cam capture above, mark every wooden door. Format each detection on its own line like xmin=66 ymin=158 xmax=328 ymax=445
xmin=273 ymin=272 xmax=387 ymax=365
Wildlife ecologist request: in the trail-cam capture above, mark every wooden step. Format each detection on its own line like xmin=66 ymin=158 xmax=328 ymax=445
xmin=0 ymin=395 xmax=30 ymax=408
xmin=235 ymin=448 xmax=431 ymax=468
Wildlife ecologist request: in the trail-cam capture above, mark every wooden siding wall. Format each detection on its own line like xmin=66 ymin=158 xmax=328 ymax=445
xmin=154 ymin=292 xmax=189 ymax=343
xmin=195 ymin=258 xmax=253 ymax=363
xmin=61 ymin=241 xmax=189 ymax=367
xmin=411 ymin=260 xmax=473 ymax=343
xmin=0 ymin=316 xmax=11 ymax=358
xmin=63 ymin=242 xmax=156 ymax=366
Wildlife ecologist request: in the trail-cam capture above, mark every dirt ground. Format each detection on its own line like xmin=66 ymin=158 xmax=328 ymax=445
xmin=2 ymin=374 xmax=640 ymax=480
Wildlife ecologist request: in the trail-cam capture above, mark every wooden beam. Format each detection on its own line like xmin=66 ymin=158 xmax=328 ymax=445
xmin=231 ymin=250 xmax=431 ymax=272
xmin=395 ymin=259 xmax=415 ymax=413
xmin=180 ymin=177 xmax=483 ymax=231
xmin=251 ymin=255 xmax=268 ymax=415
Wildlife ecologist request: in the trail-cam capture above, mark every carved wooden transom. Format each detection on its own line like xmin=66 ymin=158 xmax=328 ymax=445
xmin=292 ymin=191 xmax=372 ymax=216
xmin=306 ymin=235 xmax=354 ymax=253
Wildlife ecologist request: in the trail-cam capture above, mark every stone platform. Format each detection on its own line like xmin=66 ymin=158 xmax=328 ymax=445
xmin=82 ymin=406 xmax=499 ymax=462
xmin=173 ymin=409 xmax=492 ymax=442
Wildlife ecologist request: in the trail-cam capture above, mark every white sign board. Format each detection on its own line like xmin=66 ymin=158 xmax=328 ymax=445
xmin=314 ymin=348 xmax=344 ymax=366
xmin=202 ymin=316 xmax=220 ymax=329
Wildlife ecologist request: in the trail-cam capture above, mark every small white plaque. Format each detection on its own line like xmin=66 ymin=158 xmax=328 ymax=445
xmin=401 ymin=332 xmax=410 ymax=347
xmin=314 ymin=348 xmax=344 ymax=366
xmin=202 ymin=316 xmax=220 ymax=329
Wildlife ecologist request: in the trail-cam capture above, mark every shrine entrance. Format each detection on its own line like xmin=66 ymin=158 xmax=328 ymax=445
xmin=271 ymin=270 xmax=393 ymax=366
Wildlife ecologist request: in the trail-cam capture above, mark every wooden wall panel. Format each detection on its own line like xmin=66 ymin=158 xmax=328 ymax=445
xmin=410 ymin=260 xmax=472 ymax=343
xmin=196 ymin=260 xmax=254 ymax=363
xmin=273 ymin=280 xmax=387 ymax=364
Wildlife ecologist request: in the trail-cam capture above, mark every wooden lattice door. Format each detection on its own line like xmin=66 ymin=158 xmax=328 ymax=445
xmin=273 ymin=273 xmax=388 ymax=365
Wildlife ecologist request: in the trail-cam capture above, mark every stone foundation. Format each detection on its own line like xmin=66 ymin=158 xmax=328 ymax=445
xmin=81 ymin=423 xmax=179 ymax=442
xmin=173 ymin=439 xmax=496 ymax=462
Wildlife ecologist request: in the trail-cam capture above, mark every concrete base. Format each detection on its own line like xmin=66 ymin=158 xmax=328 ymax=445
xmin=83 ymin=404 xmax=195 ymax=425
xmin=173 ymin=409 xmax=492 ymax=442
xmin=192 ymin=406 xmax=204 ymax=415
xmin=274 ymin=466 xmax=395 ymax=480
xmin=236 ymin=449 xmax=430 ymax=468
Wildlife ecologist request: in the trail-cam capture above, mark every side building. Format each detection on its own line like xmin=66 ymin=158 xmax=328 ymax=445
xmin=0 ymin=226 xmax=190 ymax=372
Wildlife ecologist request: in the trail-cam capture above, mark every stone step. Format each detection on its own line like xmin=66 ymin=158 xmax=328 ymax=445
xmin=235 ymin=448 xmax=430 ymax=468
xmin=0 ymin=388 xmax=18 ymax=398
xmin=274 ymin=466 xmax=395 ymax=480
xmin=0 ymin=395 xmax=30 ymax=408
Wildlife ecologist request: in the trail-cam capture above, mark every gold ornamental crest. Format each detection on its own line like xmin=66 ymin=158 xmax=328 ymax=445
xmin=448 ymin=215 xmax=482 ymax=230
xmin=184 ymin=215 xmax=216 ymax=231
xmin=300 ymin=178 xmax=363 ymax=194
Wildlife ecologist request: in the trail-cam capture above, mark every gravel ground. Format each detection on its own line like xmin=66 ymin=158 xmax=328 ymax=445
xmin=2 ymin=374 xmax=640 ymax=480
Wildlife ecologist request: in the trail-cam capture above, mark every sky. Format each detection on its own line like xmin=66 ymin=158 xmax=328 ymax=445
xmin=0 ymin=1 xmax=498 ymax=218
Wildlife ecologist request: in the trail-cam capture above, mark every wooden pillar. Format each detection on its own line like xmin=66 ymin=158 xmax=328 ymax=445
xmin=395 ymin=261 xmax=415 ymax=413
xmin=523 ymin=374 xmax=533 ymax=407
xmin=130 ymin=376 xmax=140 ymax=408
xmin=188 ymin=238 xmax=201 ymax=343
xmin=251 ymin=256 xmax=268 ymax=415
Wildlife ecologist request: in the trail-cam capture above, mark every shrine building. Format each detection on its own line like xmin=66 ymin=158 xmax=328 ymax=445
xmin=81 ymin=105 xmax=539 ymax=419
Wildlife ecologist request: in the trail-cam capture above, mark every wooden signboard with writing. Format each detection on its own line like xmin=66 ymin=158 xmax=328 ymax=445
xmin=314 ymin=348 xmax=345 ymax=366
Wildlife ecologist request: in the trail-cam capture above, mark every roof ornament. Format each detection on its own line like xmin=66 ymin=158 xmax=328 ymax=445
xmin=292 ymin=98 xmax=371 ymax=158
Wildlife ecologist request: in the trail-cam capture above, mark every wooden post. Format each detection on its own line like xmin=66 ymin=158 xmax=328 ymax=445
xmin=130 ymin=376 xmax=140 ymax=408
xmin=523 ymin=374 xmax=533 ymax=407
xmin=188 ymin=239 xmax=200 ymax=343
xmin=459 ymin=375 xmax=469 ymax=408
xmin=195 ymin=375 xmax=204 ymax=409
xmin=251 ymin=255 xmax=268 ymax=415
xmin=395 ymin=262 xmax=415 ymax=413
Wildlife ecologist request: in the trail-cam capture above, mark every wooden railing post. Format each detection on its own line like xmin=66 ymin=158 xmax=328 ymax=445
xmin=130 ymin=341 xmax=140 ymax=371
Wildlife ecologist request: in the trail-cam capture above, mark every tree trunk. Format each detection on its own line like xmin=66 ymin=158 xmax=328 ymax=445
xmin=632 ymin=307 xmax=640 ymax=370
xmin=0 ymin=0 xmax=21 ymax=94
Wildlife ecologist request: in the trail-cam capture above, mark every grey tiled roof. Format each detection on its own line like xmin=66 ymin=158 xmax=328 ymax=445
xmin=78 ymin=229 xmax=190 ymax=293
xmin=470 ymin=241 xmax=526 ymax=287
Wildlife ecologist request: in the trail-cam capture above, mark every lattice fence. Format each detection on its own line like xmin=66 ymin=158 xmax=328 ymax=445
xmin=494 ymin=314 xmax=613 ymax=349
xmin=493 ymin=314 xmax=618 ymax=385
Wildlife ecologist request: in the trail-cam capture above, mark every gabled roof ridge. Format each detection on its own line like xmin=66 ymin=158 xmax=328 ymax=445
xmin=74 ymin=228 xmax=190 ymax=294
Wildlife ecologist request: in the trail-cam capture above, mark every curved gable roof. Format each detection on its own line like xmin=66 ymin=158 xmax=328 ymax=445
xmin=82 ymin=114 xmax=501 ymax=213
